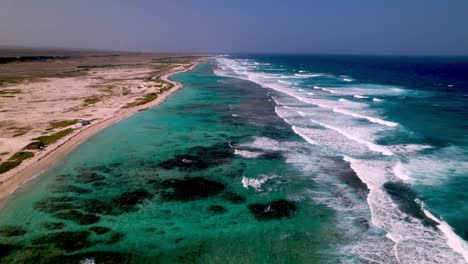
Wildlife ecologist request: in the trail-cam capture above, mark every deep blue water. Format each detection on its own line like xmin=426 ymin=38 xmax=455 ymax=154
xmin=216 ymin=54 xmax=468 ymax=262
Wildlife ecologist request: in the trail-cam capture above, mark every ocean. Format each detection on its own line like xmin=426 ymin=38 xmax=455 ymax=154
xmin=0 ymin=55 xmax=467 ymax=263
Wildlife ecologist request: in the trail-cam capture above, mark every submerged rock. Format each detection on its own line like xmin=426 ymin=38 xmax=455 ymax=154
xmin=81 ymin=198 xmax=116 ymax=215
xmin=208 ymin=205 xmax=227 ymax=214
xmin=0 ymin=244 xmax=17 ymax=260
xmin=158 ymin=155 xmax=209 ymax=170
xmin=52 ymin=210 xmax=100 ymax=225
xmin=112 ymin=189 xmax=153 ymax=212
xmin=260 ymin=151 xmax=284 ymax=160
xmin=248 ymin=200 xmax=297 ymax=220
xmin=75 ymin=172 xmax=105 ymax=184
xmin=105 ymin=232 xmax=125 ymax=245
xmin=158 ymin=142 xmax=234 ymax=171
xmin=0 ymin=225 xmax=26 ymax=237
xmin=33 ymin=231 xmax=91 ymax=251
xmin=89 ymin=165 xmax=113 ymax=174
xmin=161 ymin=177 xmax=225 ymax=201
xmin=90 ymin=226 xmax=111 ymax=235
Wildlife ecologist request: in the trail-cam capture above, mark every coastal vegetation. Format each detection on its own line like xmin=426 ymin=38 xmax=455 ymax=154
xmin=0 ymin=88 xmax=21 ymax=95
xmin=47 ymin=120 xmax=78 ymax=130
xmin=123 ymin=93 xmax=158 ymax=108
xmin=0 ymin=77 xmax=23 ymax=87
xmin=152 ymin=56 xmax=199 ymax=64
xmin=83 ymin=96 xmax=101 ymax=106
xmin=0 ymin=151 xmax=34 ymax=174
xmin=33 ymin=128 xmax=74 ymax=145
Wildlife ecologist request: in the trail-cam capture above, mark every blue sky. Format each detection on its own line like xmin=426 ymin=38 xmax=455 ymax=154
xmin=1 ymin=0 xmax=467 ymax=55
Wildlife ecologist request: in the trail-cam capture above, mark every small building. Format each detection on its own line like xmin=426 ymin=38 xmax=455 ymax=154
xmin=25 ymin=141 xmax=44 ymax=150
xmin=81 ymin=120 xmax=91 ymax=126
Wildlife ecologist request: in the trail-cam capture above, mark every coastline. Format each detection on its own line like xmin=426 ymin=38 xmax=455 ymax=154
xmin=0 ymin=61 xmax=202 ymax=200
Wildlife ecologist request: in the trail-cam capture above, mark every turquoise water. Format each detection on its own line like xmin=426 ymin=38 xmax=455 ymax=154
xmin=0 ymin=57 xmax=467 ymax=263
xmin=0 ymin=63 xmax=346 ymax=263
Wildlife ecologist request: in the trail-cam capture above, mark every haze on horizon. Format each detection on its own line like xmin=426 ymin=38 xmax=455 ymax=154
xmin=1 ymin=0 xmax=468 ymax=56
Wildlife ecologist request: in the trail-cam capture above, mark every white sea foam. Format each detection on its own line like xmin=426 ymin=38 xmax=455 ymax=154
xmin=339 ymin=98 xmax=349 ymax=102
xmin=215 ymin=57 xmax=467 ymax=262
xmin=393 ymin=161 xmax=412 ymax=182
xmin=408 ymin=148 xmax=468 ymax=186
xmin=332 ymin=107 xmax=398 ymax=127
xmin=293 ymin=73 xmax=323 ymax=78
xmin=242 ymin=175 xmax=277 ymax=192
xmin=238 ymin=73 xmax=400 ymax=128
xmin=292 ymin=126 xmax=317 ymax=145
xmin=353 ymin=95 xmax=369 ymax=99
xmin=417 ymin=200 xmax=468 ymax=263
xmin=79 ymin=258 xmax=95 ymax=264
xmin=321 ymin=87 xmax=337 ymax=94
xmin=343 ymin=78 xmax=353 ymax=82
xmin=373 ymin=98 xmax=383 ymax=102
xmin=344 ymin=156 xmax=466 ymax=263
xmin=278 ymin=80 xmax=294 ymax=85
xmin=308 ymin=119 xmax=393 ymax=156
xmin=323 ymin=86 xmax=405 ymax=96
xmin=234 ymin=149 xmax=263 ymax=158
xmin=389 ymin=144 xmax=432 ymax=154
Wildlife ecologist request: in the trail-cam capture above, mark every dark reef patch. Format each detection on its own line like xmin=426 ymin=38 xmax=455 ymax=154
xmin=112 ymin=189 xmax=153 ymax=212
xmin=160 ymin=177 xmax=225 ymax=201
xmin=0 ymin=225 xmax=26 ymax=237
xmin=52 ymin=210 xmax=100 ymax=225
xmin=258 ymin=151 xmax=284 ymax=160
xmin=105 ymin=232 xmax=125 ymax=245
xmin=208 ymin=205 xmax=227 ymax=214
xmin=158 ymin=142 xmax=234 ymax=171
xmin=89 ymin=165 xmax=113 ymax=174
xmin=90 ymin=226 xmax=112 ymax=235
xmin=34 ymin=199 xmax=76 ymax=214
xmin=383 ymin=182 xmax=438 ymax=227
xmin=52 ymin=185 xmax=92 ymax=194
xmin=248 ymin=200 xmax=297 ymax=220
xmin=33 ymin=231 xmax=91 ymax=251
xmin=0 ymin=244 xmax=17 ymax=260
xmin=75 ymin=172 xmax=105 ymax=184
xmin=158 ymin=155 xmax=209 ymax=170
xmin=80 ymin=199 xmax=116 ymax=215
xmin=222 ymin=192 xmax=246 ymax=204
xmin=42 ymin=222 xmax=66 ymax=230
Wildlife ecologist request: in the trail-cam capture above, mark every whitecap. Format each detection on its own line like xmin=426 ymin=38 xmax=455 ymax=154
xmin=234 ymin=149 xmax=263 ymax=158
xmin=241 ymin=174 xmax=277 ymax=192
xmin=353 ymin=95 xmax=369 ymax=99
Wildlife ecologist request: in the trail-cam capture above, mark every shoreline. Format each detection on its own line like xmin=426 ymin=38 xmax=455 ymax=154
xmin=0 ymin=61 xmax=202 ymax=200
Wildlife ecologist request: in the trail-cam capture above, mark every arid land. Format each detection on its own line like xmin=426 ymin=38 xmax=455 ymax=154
xmin=0 ymin=49 xmax=207 ymax=198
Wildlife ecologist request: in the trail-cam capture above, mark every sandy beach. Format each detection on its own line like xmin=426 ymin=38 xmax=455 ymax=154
xmin=0 ymin=54 xmax=204 ymax=199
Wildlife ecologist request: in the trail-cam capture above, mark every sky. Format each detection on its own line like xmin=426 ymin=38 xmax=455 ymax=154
xmin=1 ymin=0 xmax=468 ymax=55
